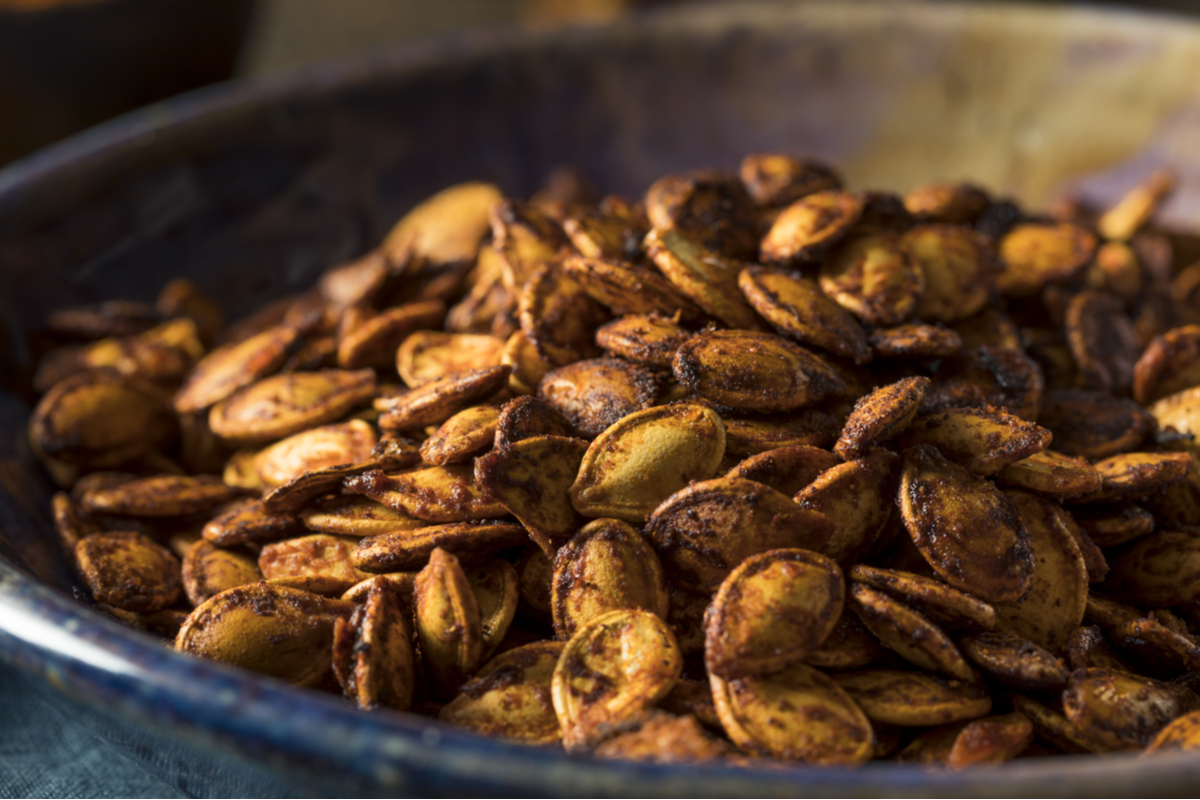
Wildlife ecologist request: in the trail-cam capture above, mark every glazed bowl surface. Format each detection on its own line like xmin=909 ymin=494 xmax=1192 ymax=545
xmin=5 ymin=2 xmax=1200 ymax=795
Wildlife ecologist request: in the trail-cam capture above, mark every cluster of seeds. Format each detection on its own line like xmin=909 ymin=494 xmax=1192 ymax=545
xmin=29 ymin=154 xmax=1200 ymax=766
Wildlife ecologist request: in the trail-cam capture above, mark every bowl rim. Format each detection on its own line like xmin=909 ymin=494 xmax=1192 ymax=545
xmin=3 ymin=1 xmax=1200 ymax=794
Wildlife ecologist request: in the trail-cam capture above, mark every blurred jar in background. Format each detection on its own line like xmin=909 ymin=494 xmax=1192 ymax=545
xmin=0 ymin=0 xmax=254 ymax=166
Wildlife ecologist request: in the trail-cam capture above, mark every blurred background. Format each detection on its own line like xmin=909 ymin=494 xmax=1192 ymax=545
xmin=0 ymin=0 xmax=1192 ymax=168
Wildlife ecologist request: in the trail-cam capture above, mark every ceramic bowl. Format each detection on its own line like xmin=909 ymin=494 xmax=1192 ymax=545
xmin=4 ymin=2 xmax=1200 ymax=795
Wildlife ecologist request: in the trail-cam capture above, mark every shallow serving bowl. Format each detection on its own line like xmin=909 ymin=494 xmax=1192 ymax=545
xmin=5 ymin=1 xmax=1200 ymax=795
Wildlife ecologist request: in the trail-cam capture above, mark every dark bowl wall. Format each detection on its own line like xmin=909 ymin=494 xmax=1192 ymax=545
xmin=4 ymin=2 xmax=1200 ymax=796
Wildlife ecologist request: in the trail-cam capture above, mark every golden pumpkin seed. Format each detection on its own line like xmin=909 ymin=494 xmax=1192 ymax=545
xmin=997 ymin=450 xmax=1102 ymax=498
xmin=344 ymin=465 xmax=506 ymax=523
xmin=518 ymin=264 xmax=606 ymax=367
xmin=260 ymin=436 xmax=423 ymax=515
xmin=341 ymin=571 xmax=416 ymax=605
xmin=848 ymin=565 xmax=996 ymax=632
xmin=352 ymin=521 xmax=527 ymax=573
xmin=794 ymin=450 xmax=899 ymax=565
xmin=338 ymin=577 xmax=416 ymax=711
xmin=381 ymin=182 xmax=502 ymax=267
xmin=645 ymin=228 xmax=766 ymax=331
xmin=996 ymin=222 xmax=1097 ymax=296
xmin=250 ymin=420 xmax=377 ymax=488
xmin=493 ymin=395 xmax=573 ymax=449
xmin=489 ymin=198 xmax=570 ymax=292
xmin=869 ymin=323 xmax=963 ymax=359
xmin=258 ymin=534 xmax=369 ymax=595
xmin=759 ymin=190 xmax=864 ymax=267
xmin=805 ymin=608 xmax=887 ymax=670
xmin=439 ymin=642 xmax=565 ymax=745
xmin=201 ymin=499 xmax=305 ymax=546
xmin=594 ymin=314 xmax=691 ymax=369
xmin=414 ymin=548 xmax=483 ymax=699
xmin=1062 ymin=668 xmax=1196 ymax=752
xmin=848 ymin=583 xmax=974 ymax=681
xmin=420 ymin=406 xmax=499 ymax=466
xmin=957 ymin=631 xmax=1070 ymax=691
xmin=377 ymin=365 xmax=509 ymax=431
xmin=644 ymin=170 xmax=759 ymax=261
xmin=560 ymin=254 xmax=702 ymax=319
xmin=79 ymin=474 xmax=241 ymax=517
xmin=724 ymin=444 xmax=840 ymax=496
xmin=833 ymin=377 xmax=928 ymax=460
xmin=174 ymin=324 xmax=303 ymax=414
xmin=395 ymin=331 xmax=506 ymax=388
xmin=336 ymin=300 xmax=446 ymax=370
xmin=721 ymin=410 xmax=841 ymax=457
xmin=561 ymin=199 xmax=648 ymax=261
xmin=922 ymin=346 xmax=1044 ymax=422
xmin=182 ymin=540 xmax=262 ymax=606
xmin=1070 ymin=503 xmax=1155 ymax=548
xmin=739 ymin=153 xmax=841 ymax=208
xmin=75 ymin=531 xmax=182 ymax=612
xmin=209 ymin=369 xmax=376 ymax=445
xmin=1077 ymin=452 xmax=1192 ymax=503
xmin=737 ymin=265 xmax=871 ymax=363
xmin=474 ymin=435 xmax=588 ymax=551
xmin=1133 ymin=325 xmax=1200 ymax=405
xmin=833 ymin=669 xmax=991 ymax=727
xmin=819 ymin=230 xmax=924 ymax=327
xmin=538 ymin=358 xmax=657 ymax=438
xmin=1039 ymin=389 xmax=1152 ymax=459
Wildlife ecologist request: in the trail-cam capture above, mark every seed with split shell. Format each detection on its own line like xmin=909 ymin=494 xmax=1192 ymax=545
xmin=251 ymin=420 xmax=377 ymax=488
xmin=209 ymin=369 xmax=376 ymax=446
xmin=834 ymin=377 xmax=929 ymax=460
xmin=996 ymin=222 xmax=1097 ymax=296
xmin=805 ymin=609 xmax=887 ymax=670
xmin=848 ymin=583 xmax=974 ymax=681
xmin=595 ymin=314 xmax=692 ymax=369
xmin=725 ymin=444 xmax=841 ymax=496
xmin=737 ymin=267 xmax=870 ymax=364
xmin=849 ymin=565 xmax=995 ymax=632
xmin=1144 ymin=710 xmax=1200 ymax=755
xmin=474 ymin=435 xmax=588 ymax=552
xmin=258 ymin=534 xmax=369 ymax=595
xmin=378 ymin=366 xmax=510 ymax=431
xmin=905 ymin=224 xmax=994 ymax=323
xmin=439 ymin=642 xmax=565 ymax=745
xmin=997 ymin=450 xmax=1102 ymax=498
xmin=415 ymin=548 xmax=484 ymax=699
xmin=795 ymin=450 xmax=899 ymax=565
xmin=899 ymin=445 xmax=1034 ymax=604
xmin=352 ymin=522 xmax=527 ymax=573
xmin=337 ymin=300 xmax=446 ymax=370
xmin=339 ymin=578 xmax=416 ymax=711
xmin=833 ymin=669 xmax=992 ymax=727
xmin=420 ymin=406 xmax=499 ymax=466
xmin=705 ymin=548 xmax=843 ymax=679
xmin=1038 ymin=389 xmax=1152 ymax=459
xmin=551 ymin=608 xmax=682 ymax=751
xmin=869 ymin=323 xmax=963 ymax=359
xmin=1066 ymin=290 xmax=1139 ymax=394
xmin=560 ymin=255 xmax=701 ymax=318
xmin=381 ymin=181 xmax=502 ymax=266
xmin=672 ymin=330 xmax=845 ymax=413
xmin=174 ymin=324 xmax=302 ymax=414
xmin=896 ymin=713 xmax=1032 ymax=769
xmin=989 ymin=491 xmax=1087 ymax=652
xmin=79 ymin=474 xmax=241 ymax=517
xmin=1078 ymin=452 xmax=1192 ymax=502
xmin=30 ymin=370 xmax=176 ymax=468
xmin=345 ymin=465 xmax=506 ymax=523
xmin=75 ymin=532 xmax=183 ymax=612
xmin=819 ymin=230 xmax=924 ymax=327
xmin=644 ymin=228 xmax=766 ymax=331
xmin=1106 ymin=532 xmax=1200 ymax=606
xmin=552 ymin=518 xmax=668 ymax=640
xmin=759 ymin=190 xmax=864 ymax=266
xmin=1133 ymin=325 xmax=1200 ymax=405
xmin=957 ymin=631 xmax=1070 ymax=691
xmin=182 ymin=540 xmax=262 ymax=606
xmin=646 ymin=477 xmax=833 ymax=593
xmin=570 ymin=403 xmax=725 ymax=523
xmin=396 ymin=332 xmax=505 ymax=388
xmin=301 ymin=495 xmax=425 ymax=537
xmin=464 ymin=558 xmax=520 ymax=659
xmin=538 ymin=358 xmax=657 ymax=438
xmin=722 ymin=411 xmax=841 ymax=457
xmin=202 ymin=499 xmax=305 ymax=546
xmin=175 ymin=582 xmax=354 ymax=686
xmin=710 ymin=661 xmax=873 ymax=764
xmin=1063 ymin=668 xmax=1195 ymax=752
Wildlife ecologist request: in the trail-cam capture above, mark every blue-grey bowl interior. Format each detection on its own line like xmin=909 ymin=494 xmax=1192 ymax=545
xmin=5 ymin=1 xmax=1200 ymax=795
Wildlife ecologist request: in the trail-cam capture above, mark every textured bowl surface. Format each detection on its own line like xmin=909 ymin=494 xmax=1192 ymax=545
xmin=5 ymin=2 xmax=1200 ymax=795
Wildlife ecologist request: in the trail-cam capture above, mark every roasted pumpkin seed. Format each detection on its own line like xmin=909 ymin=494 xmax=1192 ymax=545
xmin=833 ymin=669 xmax=991 ymax=727
xmin=737 ymin=265 xmax=871 ymax=363
xmin=75 ymin=532 xmax=183 ymax=612
xmin=819 ymin=230 xmax=924 ymax=327
xmin=834 ymin=377 xmax=928 ymax=460
xmin=538 ymin=358 xmax=657 ymax=438
xmin=377 ymin=366 xmax=509 ymax=431
xmin=414 ymin=548 xmax=484 ymax=699
xmin=352 ymin=521 xmax=527 ymax=573
xmin=759 ymin=190 xmax=864 ymax=266
xmin=182 ymin=540 xmax=262 ymax=606
xmin=209 ymin=369 xmax=376 ymax=445
xmin=439 ymin=642 xmax=565 ymax=745
xmin=724 ymin=444 xmax=841 ymax=496
xmin=848 ymin=582 xmax=974 ymax=680
xmin=794 ymin=450 xmax=899 ymax=565
xmin=344 ymin=465 xmax=506 ymax=523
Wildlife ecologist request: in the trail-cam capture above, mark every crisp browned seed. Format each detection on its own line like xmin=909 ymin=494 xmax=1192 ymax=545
xmin=903 ymin=182 xmax=989 ymax=224
xmin=499 ymin=328 xmax=551 ymax=394
xmin=491 ymin=397 xmax=572 ymax=452
xmin=672 ymin=330 xmax=845 ymax=413
xmin=903 ymin=224 xmax=995 ymax=323
xmin=201 ymin=499 xmax=304 ymax=546
xmin=176 ymin=582 xmax=354 ymax=686
xmin=869 ymin=323 xmax=963 ymax=359
xmin=560 ymin=254 xmax=702 ymax=319
xmin=739 ymin=153 xmax=842 ymax=207
xmin=336 ymin=300 xmax=446 ymax=370
xmin=249 ymin=420 xmax=377 ymax=488
xmin=1006 ymin=693 xmax=1099 ymax=754
xmin=833 ymin=669 xmax=991 ymax=727
xmin=1097 ymin=169 xmax=1174 ymax=242
xmin=1133 ymin=325 xmax=1200 ymax=405
xmin=1074 ymin=452 xmax=1192 ymax=503
xmin=174 ymin=324 xmax=303 ymax=414
xmin=897 ymin=406 xmax=1051 ymax=477
xmin=644 ymin=228 xmax=767 ymax=331
xmin=795 ymin=450 xmax=899 ymax=565
xmin=551 ymin=608 xmax=682 ymax=752
xmin=30 ymin=370 xmax=176 ymax=468
xmin=710 ymin=661 xmax=873 ymax=764
xmin=899 ymin=445 xmax=1034 ymax=604
xmin=1114 ymin=616 xmax=1200 ymax=672
xmin=1146 ymin=455 xmax=1200 ymax=527
xmin=1143 ymin=709 xmax=1200 ymax=755
xmin=377 ymin=366 xmax=509 ymax=432
xmin=952 ymin=308 xmax=1023 ymax=352
xmin=420 ymin=406 xmax=499 ymax=466
xmin=561 ymin=197 xmax=649 ymax=261
xmin=725 ymin=445 xmax=841 ymax=496
xmin=74 ymin=532 xmax=183 ymax=612
xmin=594 ymin=314 xmax=691 ymax=369
xmin=339 ymin=578 xmax=416 ymax=711
xmin=666 ymin=585 xmax=709 ymax=656
xmin=537 ymin=358 xmax=658 ymax=438
xmin=721 ymin=410 xmax=841 ymax=457
xmin=1106 ymin=531 xmax=1200 ymax=606
xmin=414 ymin=548 xmax=484 ymax=700
xmin=351 ymin=522 xmax=527 ymax=573
xmin=550 ymin=518 xmax=668 ymax=640
xmin=805 ymin=608 xmax=887 ymax=670
xmin=182 ymin=540 xmax=262 ymax=606
xmin=834 ymin=376 xmax=929 ymax=460
xmin=957 ymin=631 xmax=1070 ymax=691
xmin=988 ymin=490 xmax=1087 ymax=652
xmin=258 ymin=534 xmax=369 ymax=595
xmin=381 ymin=181 xmax=502 ymax=267
xmin=849 ymin=582 xmax=974 ymax=680
xmin=395 ymin=331 xmax=506 ymax=388
xmin=646 ymin=477 xmax=832 ymax=593
xmin=997 ymin=450 xmax=1103 ymax=498
xmin=849 ymin=565 xmax=996 ymax=632
xmin=222 ymin=449 xmax=264 ymax=491
xmin=759 ymin=190 xmax=864 ymax=266
xmin=705 ymin=549 xmax=843 ymax=679
xmin=818 ymin=230 xmax=925 ymax=327
xmin=439 ymin=641 xmax=565 ymax=745
xmin=518 ymin=263 xmax=606 ymax=367
xmin=1038 ymin=389 xmax=1152 ymax=459
xmin=341 ymin=572 xmax=416 ymax=604
xmin=316 ymin=250 xmax=389 ymax=313
xmin=446 ymin=247 xmax=509 ymax=332
xmin=488 ymin=198 xmax=570 ymax=292
xmin=344 ymin=465 xmax=506 ymax=523
xmin=590 ymin=711 xmax=732 ymax=763
xmin=1064 ymin=290 xmax=1139 ymax=395
xmin=1084 ymin=593 xmax=1146 ymax=632
xmin=921 ymin=345 xmax=1045 ymax=422
xmin=75 ymin=317 xmax=204 ymax=384
xmin=570 ymin=403 xmax=726 ymax=523
xmin=208 ymin=369 xmax=376 ymax=446
xmin=461 ymin=559 xmax=519 ymax=659
xmin=258 ymin=436 xmax=423 ymax=515
xmin=644 ymin=170 xmax=760 ymax=261
xmin=1066 ymin=625 xmax=1130 ymax=672
xmin=78 ymin=474 xmax=241 ymax=517
xmin=897 ymin=712 xmax=1033 ymax=768
xmin=1063 ymin=668 xmax=1196 ymax=752
xmin=1056 ymin=511 xmax=1110 ymax=584
xmin=1070 ymin=503 xmax=1156 ymax=548
xmin=996 ymin=222 xmax=1098 ymax=296
xmin=736 ymin=267 xmax=871 ymax=363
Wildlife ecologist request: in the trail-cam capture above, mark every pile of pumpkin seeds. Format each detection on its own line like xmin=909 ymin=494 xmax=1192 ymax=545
xmin=29 ymin=154 xmax=1200 ymax=766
